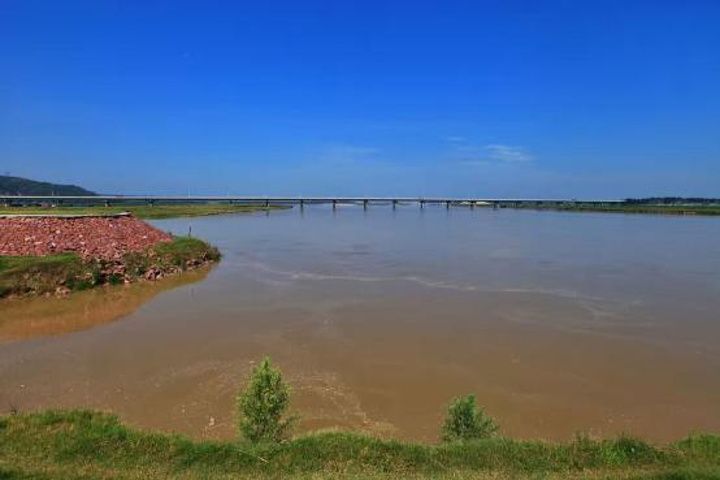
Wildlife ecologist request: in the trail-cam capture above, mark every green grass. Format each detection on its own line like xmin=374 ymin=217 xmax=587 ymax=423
xmin=0 ymin=253 xmax=85 ymax=298
xmin=0 ymin=237 xmax=219 ymax=298
xmin=154 ymin=236 xmax=221 ymax=259
xmin=1 ymin=410 xmax=719 ymax=479
xmin=0 ymin=204 xmax=288 ymax=219
xmin=509 ymin=204 xmax=720 ymax=216
xmin=124 ymin=236 xmax=221 ymax=276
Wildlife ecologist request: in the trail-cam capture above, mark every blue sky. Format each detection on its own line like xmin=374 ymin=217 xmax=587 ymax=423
xmin=1 ymin=1 xmax=719 ymax=198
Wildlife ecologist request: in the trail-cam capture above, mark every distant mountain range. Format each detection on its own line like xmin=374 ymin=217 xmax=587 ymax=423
xmin=0 ymin=175 xmax=96 ymax=196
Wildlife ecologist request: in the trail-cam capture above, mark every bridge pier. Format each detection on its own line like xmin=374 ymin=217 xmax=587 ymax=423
xmin=392 ymin=200 xmax=397 ymax=210
xmin=363 ymin=200 xmax=368 ymax=210
xmin=332 ymin=200 xmax=337 ymax=210
xmin=420 ymin=199 xmax=425 ymax=209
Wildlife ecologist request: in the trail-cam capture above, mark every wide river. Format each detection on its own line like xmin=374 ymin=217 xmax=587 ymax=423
xmin=1 ymin=206 xmax=719 ymax=442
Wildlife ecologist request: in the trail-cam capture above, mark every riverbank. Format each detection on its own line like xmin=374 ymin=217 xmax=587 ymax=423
xmin=0 ymin=213 xmax=221 ymax=298
xmin=1 ymin=410 xmax=718 ymax=479
xmin=0 ymin=214 xmax=220 ymax=298
xmin=0 ymin=236 xmax=219 ymax=299
xmin=0 ymin=203 xmax=289 ymax=219
xmin=508 ymin=204 xmax=720 ymax=216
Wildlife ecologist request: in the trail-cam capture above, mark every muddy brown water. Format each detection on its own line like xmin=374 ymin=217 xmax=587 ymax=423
xmin=1 ymin=207 xmax=719 ymax=442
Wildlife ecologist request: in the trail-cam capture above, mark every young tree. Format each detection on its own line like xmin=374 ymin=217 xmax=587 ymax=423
xmin=441 ymin=394 xmax=499 ymax=442
xmin=237 ymin=356 xmax=294 ymax=443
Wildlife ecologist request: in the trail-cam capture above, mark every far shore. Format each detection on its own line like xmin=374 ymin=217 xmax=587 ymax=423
xmin=3 ymin=202 xmax=720 ymax=218
xmin=0 ymin=203 xmax=290 ymax=220
xmin=500 ymin=203 xmax=720 ymax=216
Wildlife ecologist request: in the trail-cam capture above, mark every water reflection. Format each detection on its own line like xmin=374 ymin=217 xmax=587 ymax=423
xmin=0 ymin=269 xmax=209 ymax=342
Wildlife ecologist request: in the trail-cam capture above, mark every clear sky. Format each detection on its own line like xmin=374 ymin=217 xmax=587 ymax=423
xmin=1 ymin=1 xmax=719 ymax=198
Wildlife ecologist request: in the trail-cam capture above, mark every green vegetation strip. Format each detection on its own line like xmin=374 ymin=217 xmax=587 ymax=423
xmin=0 ymin=237 xmax=219 ymax=298
xmin=0 ymin=411 xmax=719 ymax=479
xmin=0 ymin=204 xmax=288 ymax=219
xmin=510 ymin=204 xmax=720 ymax=216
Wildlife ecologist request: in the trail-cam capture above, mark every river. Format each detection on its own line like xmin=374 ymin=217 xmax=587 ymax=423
xmin=1 ymin=206 xmax=719 ymax=442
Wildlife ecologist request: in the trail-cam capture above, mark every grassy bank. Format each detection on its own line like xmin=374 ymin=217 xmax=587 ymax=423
xmin=0 ymin=237 xmax=219 ymax=298
xmin=0 ymin=411 xmax=719 ymax=479
xmin=509 ymin=204 xmax=720 ymax=216
xmin=0 ymin=204 xmax=288 ymax=219
xmin=0 ymin=254 xmax=84 ymax=298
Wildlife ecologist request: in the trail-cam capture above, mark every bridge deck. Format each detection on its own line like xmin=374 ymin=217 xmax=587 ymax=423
xmin=0 ymin=195 xmax=623 ymax=205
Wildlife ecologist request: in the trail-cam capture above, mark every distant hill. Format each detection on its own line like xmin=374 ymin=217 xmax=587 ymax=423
xmin=0 ymin=175 xmax=96 ymax=196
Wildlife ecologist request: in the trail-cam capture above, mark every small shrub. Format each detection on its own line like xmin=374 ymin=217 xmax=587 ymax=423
xmin=237 ymin=356 xmax=294 ymax=443
xmin=602 ymin=435 xmax=660 ymax=465
xmin=441 ymin=394 xmax=499 ymax=442
xmin=677 ymin=434 xmax=720 ymax=461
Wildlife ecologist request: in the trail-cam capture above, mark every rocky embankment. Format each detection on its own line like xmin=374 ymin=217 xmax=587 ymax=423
xmin=0 ymin=214 xmax=219 ymax=298
xmin=0 ymin=214 xmax=172 ymax=259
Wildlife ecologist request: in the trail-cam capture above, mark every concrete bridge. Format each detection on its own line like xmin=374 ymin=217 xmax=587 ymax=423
xmin=0 ymin=195 xmax=624 ymax=210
